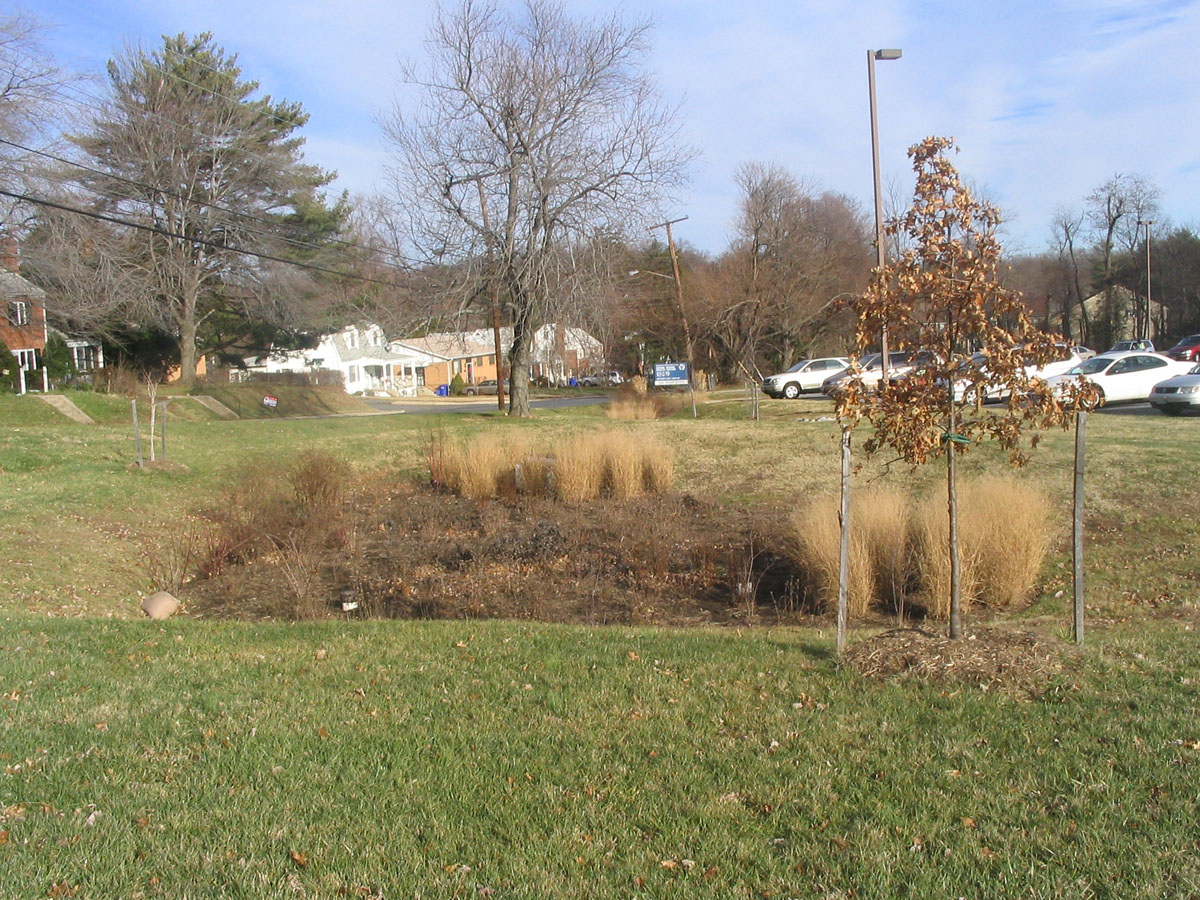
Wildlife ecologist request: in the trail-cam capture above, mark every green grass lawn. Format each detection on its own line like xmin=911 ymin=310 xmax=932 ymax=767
xmin=3 ymin=615 xmax=1199 ymax=898
xmin=1 ymin=389 xmax=1199 ymax=896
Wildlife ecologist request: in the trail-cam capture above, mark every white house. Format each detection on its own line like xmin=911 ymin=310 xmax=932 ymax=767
xmin=456 ymin=323 xmax=604 ymax=384
xmin=248 ymin=324 xmax=435 ymax=395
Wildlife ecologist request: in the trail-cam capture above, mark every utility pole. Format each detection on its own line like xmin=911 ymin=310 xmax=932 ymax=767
xmin=1138 ymin=219 xmax=1155 ymax=342
xmin=649 ymin=217 xmax=692 ymax=385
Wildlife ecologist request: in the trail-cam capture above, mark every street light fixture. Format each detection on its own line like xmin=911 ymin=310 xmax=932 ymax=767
xmin=868 ymin=48 xmax=901 ymax=384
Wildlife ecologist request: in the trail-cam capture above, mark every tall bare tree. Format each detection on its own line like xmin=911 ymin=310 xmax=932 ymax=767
xmin=1085 ymin=173 xmax=1159 ymax=345
xmin=383 ymin=0 xmax=690 ymax=416
xmin=702 ymin=163 xmax=869 ymax=377
xmin=0 ymin=12 xmax=76 ymax=221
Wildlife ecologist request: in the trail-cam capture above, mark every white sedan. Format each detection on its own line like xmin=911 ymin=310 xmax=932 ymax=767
xmin=1045 ymin=351 xmax=1195 ymax=404
xmin=1149 ymin=364 xmax=1200 ymax=416
xmin=761 ymin=357 xmax=850 ymax=399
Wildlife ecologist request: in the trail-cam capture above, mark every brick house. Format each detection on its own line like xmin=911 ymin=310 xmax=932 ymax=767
xmin=0 ymin=237 xmax=48 ymax=392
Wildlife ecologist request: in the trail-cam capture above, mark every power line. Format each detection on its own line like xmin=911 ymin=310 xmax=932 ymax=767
xmin=0 ymin=136 xmax=408 ymax=268
xmin=0 ymin=187 xmax=404 ymax=289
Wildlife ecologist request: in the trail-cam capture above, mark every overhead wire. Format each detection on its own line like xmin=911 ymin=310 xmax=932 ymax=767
xmin=0 ymin=187 xmax=404 ymax=290
xmin=0 ymin=135 xmax=409 ymax=269
xmin=0 ymin=52 xmax=410 ymax=270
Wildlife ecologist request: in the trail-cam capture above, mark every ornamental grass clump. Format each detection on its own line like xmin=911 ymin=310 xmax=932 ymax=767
xmin=791 ymin=487 xmax=908 ymax=617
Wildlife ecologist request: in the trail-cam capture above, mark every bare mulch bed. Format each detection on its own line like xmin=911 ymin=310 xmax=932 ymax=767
xmin=182 ymin=481 xmax=809 ymax=627
xmin=844 ymin=626 xmax=1075 ymax=695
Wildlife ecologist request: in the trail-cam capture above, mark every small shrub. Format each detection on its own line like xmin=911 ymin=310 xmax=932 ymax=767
xmin=450 ymin=373 xmax=465 ymax=396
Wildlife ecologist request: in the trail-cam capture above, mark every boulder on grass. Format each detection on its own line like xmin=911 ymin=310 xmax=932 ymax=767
xmin=141 ymin=591 xmax=180 ymax=620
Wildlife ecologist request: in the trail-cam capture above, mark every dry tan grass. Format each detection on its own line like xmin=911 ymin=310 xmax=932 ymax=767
xmin=553 ymin=433 xmax=607 ymax=501
xmin=643 ymin=437 xmax=675 ymax=494
xmin=429 ymin=429 xmax=673 ymax=503
xmin=791 ymin=493 xmax=875 ymax=617
xmin=913 ymin=476 xmax=1050 ymax=618
xmin=857 ymin=488 xmax=911 ymax=611
xmin=968 ymin=476 xmax=1052 ymax=608
xmin=604 ymin=437 xmax=646 ymax=499
xmin=606 ymin=397 xmax=659 ymax=420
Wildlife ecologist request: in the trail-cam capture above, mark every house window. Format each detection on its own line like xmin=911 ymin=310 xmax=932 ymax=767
xmin=487 ymin=355 xmax=494 ymax=366
xmin=346 ymin=330 xmax=359 ymax=350
xmin=348 ymin=365 xmax=360 ymax=383
xmin=9 ymin=301 xmax=29 ymax=326
xmin=476 ymin=356 xmax=484 ymax=366
xmin=71 ymin=344 xmax=97 ymax=371
xmin=415 ymin=367 xmax=426 ymax=386
xmin=14 ymin=348 xmax=39 ymax=370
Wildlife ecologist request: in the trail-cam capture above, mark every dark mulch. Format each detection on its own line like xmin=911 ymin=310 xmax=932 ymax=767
xmin=844 ymin=626 xmax=1075 ymax=695
xmin=182 ymin=480 xmax=812 ymax=626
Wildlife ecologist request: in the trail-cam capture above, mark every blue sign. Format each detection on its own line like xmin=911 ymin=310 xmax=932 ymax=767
xmin=653 ymin=362 xmax=690 ymax=386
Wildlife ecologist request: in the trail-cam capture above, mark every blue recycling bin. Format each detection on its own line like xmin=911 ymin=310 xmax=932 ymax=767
xmin=435 ymin=384 xmax=449 ymax=397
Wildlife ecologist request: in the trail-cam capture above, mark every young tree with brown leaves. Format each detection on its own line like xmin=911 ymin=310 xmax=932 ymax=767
xmin=838 ymin=137 xmax=1088 ymax=639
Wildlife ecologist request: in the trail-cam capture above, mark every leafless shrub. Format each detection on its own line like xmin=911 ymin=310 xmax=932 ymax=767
xmin=139 ymin=518 xmax=217 ymax=593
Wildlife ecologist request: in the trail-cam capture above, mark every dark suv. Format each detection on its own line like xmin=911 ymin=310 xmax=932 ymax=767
xmin=1165 ymin=335 xmax=1200 ymax=362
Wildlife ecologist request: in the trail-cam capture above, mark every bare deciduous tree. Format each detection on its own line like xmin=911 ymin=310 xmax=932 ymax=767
xmin=1086 ymin=173 xmax=1160 ymax=345
xmin=383 ymin=0 xmax=691 ymax=416
xmin=0 ymin=12 xmax=77 ymax=221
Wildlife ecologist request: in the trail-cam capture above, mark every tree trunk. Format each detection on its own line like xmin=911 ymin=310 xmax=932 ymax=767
xmin=508 ymin=311 xmax=533 ymax=418
xmin=178 ymin=282 xmax=198 ymax=387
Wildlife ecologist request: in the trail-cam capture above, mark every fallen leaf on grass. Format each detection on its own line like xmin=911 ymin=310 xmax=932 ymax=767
xmin=290 ymin=850 xmax=308 ymax=868
xmin=961 ymin=817 xmax=976 ymax=829
xmin=46 ymin=881 xmax=78 ymax=897
xmin=0 ymin=829 xmax=9 ymax=844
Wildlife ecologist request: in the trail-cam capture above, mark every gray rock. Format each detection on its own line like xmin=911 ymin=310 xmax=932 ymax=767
xmin=141 ymin=591 xmax=180 ymax=620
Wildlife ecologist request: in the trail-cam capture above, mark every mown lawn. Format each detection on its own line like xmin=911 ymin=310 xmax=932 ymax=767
xmin=2 ymin=615 xmax=1199 ymax=898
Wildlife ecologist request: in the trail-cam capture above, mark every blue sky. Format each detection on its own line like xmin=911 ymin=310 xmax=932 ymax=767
xmin=17 ymin=0 xmax=1200 ymax=256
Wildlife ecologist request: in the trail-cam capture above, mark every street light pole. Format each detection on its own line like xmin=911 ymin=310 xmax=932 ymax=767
xmin=868 ymin=48 xmax=901 ymax=385
xmin=1138 ymin=219 xmax=1155 ymax=341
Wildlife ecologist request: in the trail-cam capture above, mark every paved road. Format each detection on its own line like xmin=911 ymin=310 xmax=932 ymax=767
xmin=360 ymin=391 xmax=611 ymax=415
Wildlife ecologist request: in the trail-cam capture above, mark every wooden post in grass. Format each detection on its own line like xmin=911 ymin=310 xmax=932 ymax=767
xmin=1073 ymin=410 xmax=1087 ymax=643
xmin=131 ymin=399 xmax=143 ymax=468
xmin=837 ymin=425 xmax=851 ymax=656
xmin=159 ymin=401 xmax=168 ymax=461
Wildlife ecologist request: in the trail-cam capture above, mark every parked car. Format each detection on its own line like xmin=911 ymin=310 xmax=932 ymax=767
xmin=579 ymin=370 xmax=623 ymax=387
xmin=1164 ymin=334 xmax=1200 ymax=362
xmin=1107 ymin=339 xmax=1155 ymax=353
xmin=1072 ymin=345 xmax=1096 ymax=360
xmin=954 ymin=343 xmax=1086 ymax=403
xmin=761 ymin=357 xmax=850 ymax=399
xmin=1149 ymin=364 xmax=1200 ymax=415
xmin=821 ymin=351 xmax=920 ymax=396
xmin=1045 ymin=351 xmax=1194 ymax=404
xmin=463 ymin=379 xmax=508 ymax=396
